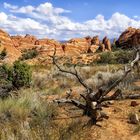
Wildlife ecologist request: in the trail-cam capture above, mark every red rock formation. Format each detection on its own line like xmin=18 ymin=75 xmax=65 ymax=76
xmin=11 ymin=34 xmax=37 ymax=51
xmin=64 ymin=38 xmax=90 ymax=56
xmin=35 ymin=38 xmax=64 ymax=56
xmin=0 ymin=28 xmax=115 ymax=64
xmin=91 ymin=36 xmax=100 ymax=45
xmin=85 ymin=36 xmax=92 ymax=45
xmin=116 ymin=27 xmax=140 ymax=49
xmin=102 ymin=36 xmax=111 ymax=51
xmin=0 ymin=29 xmax=21 ymax=63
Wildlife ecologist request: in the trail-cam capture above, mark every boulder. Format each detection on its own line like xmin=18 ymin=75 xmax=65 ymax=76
xmin=130 ymin=101 xmax=139 ymax=107
xmin=129 ymin=113 xmax=139 ymax=124
xmin=102 ymin=36 xmax=111 ymax=51
xmin=116 ymin=27 xmax=140 ymax=49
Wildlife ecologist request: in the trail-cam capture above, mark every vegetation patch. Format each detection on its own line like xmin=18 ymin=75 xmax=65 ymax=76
xmin=0 ymin=48 xmax=7 ymax=60
xmin=97 ymin=50 xmax=134 ymax=64
xmin=20 ymin=48 xmax=38 ymax=60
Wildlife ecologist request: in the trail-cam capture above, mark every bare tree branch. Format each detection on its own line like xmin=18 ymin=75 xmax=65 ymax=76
xmin=50 ymin=48 xmax=92 ymax=93
xmin=131 ymin=49 xmax=140 ymax=68
xmin=54 ymin=99 xmax=86 ymax=110
xmin=51 ymin=47 xmax=140 ymax=125
xmin=123 ymin=94 xmax=140 ymax=99
xmin=100 ymin=67 xmax=131 ymax=98
xmin=101 ymin=89 xmax=122 ymax=101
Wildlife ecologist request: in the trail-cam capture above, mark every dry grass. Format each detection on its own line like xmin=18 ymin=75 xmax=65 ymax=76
xmin=0 ymin=63 xmax=140 ymax=140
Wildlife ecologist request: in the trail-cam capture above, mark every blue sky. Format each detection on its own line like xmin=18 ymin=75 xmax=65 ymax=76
xmin=0 ymin=0 xmax=140 ymax=39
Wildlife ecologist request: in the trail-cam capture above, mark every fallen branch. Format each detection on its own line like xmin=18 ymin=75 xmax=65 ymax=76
xmin=51 ymin=47 xmax=140 ymax=125
xmin=54 ymin=99 xmax=86 ymax=110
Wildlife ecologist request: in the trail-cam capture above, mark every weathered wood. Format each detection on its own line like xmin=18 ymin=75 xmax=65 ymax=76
xmin=54 ymin=99 xmax=86 ymax=110
xmin=131 ymin=49 xmax=140 ymax=68
xmin=50 ymin=48 xmax=92 ymax=93
xmin=123 ymin=94 xmax=140 ymax=99
xmin=101 ymin=89 xmax=122 ymax=102
xmin=51 ymin=47 xmax=140 ymax=125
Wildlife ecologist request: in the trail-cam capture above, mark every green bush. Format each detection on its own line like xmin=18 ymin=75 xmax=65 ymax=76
xmin=114 ymin=50 xmax=134 ymax=64
xmin=20 ymin=48 xmax=38 ymax=60
xmin=97 ymin=51 xmax=116 ymax=64
xmin=11 ymin=61 xmax=32 ymax=89
xmin=0 ymin=64 xmax=12 ymax=83
xmin=0 ymin=48 xmax=7 ymax=60
xmin=0 ymin=61 xmax=32 ymax=89
xmin=97 ymin=50 xmax=134 ymax=64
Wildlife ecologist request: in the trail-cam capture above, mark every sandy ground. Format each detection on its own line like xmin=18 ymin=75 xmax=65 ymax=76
xmin=53 ymin=80 xmax=140 ymax=140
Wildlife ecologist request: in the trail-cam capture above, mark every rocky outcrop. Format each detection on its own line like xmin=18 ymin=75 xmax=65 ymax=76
xmin=64 ymin=38 xmax=90 ymax=56
xmin=0 ymin=28 xmax=112 ymax=64
xmin=0 ymin=29 xmax=21 ymax=63
xmin=91 ymin=36 xmax=100 ymax=45
xmin=102 ymin=36 xmax=112 ymax=51
xmin=11 ymin=34 xmax=37 ymax=51
xmin=116 ymin=27 xmax=140 ymax=49
xmin=35 ymin=39 xmax=64 ymax=56
xmin=63 ymin=36 xmax=112 ymax=56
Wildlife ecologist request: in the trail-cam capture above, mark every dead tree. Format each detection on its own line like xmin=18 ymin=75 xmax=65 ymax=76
xmin=50 ymin=48 xmax=140 ymax=125
xmin=131 ymin=48 xmax=140 ymax=73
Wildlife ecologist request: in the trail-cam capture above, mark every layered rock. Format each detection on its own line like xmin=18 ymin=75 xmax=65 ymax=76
xmin=35 ymin=39 xmax=64 ymax=56
xmin=102 ymin=36 xmax=111 ymax=51
xmin=64 ymin=36 xmax=111 ymax=56
xmin=64 ymin=38 xmax=90 ymax=56
xmin=11 ymin=34 xmax=37 ymax=51
xmin=0 ymin=28 xmax=112 ymax=64
xmin=116 ymin=27 xmax=140 ymax=49
xmin=0 ymin=29 xmax=21 ymax=63
xmin=91 ymin=36 xmax=100 ymax=45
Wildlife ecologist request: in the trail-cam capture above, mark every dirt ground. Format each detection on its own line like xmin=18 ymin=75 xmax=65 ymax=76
xmin=52 ymin=80 xmax=140 ymax=140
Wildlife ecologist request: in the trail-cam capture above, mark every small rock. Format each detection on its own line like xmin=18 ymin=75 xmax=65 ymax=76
xmin=129 ymin=113 xmax=139 ymax=124
xmin=107 ymin=101 xmax=114 ymax=105
xmin=130 ymin=101 xmax=139 ymax=107
xmin=91 ymin=102 xmax=97 ymax=109
xmin=100 ymin=112 xmax=109 ymax=119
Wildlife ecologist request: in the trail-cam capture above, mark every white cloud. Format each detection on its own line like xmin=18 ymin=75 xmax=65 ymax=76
xmin=4 ymin=2 xmax=18 ymax=10
xmin=1 ymin=2 xmax=140 ymax=40
xmin=12 ymin=5 xmax=35 ymax=14
xmin=0 ymin=12 xmax=8 ymax=22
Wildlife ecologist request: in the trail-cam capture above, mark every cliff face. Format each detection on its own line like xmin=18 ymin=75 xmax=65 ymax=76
xmin=0 ymin=29 xmax=21 ymax=64
xmin=116 ymin=27 xmax=140 ymax=49
xmin=0 ymin=28 xmax=113 ymax=64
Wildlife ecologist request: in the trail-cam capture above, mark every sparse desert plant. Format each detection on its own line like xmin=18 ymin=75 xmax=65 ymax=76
xmin=20 ymin=48 xmax=38 ymax=60
xmin=97 ymin=50 xmax=134 ymax=64
xmin=0 ymin=88 xmax=59 ymax=139
xmin=0 ymin=48 xmax=7 ymax=60
xmin=11 ymin=61 xmax=32 ymax=89
xmin=0 ymin=61 xmax=32 ymax=89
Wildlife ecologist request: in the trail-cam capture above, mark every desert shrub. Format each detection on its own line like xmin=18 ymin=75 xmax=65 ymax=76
xmin=0 ymin=61 xmax=32 ymax=88
xmin=0 ymin=48 xmax=7 ymax=60
xmin=97 ymin=50 xmax=134 ymax=64
xmin=97 ymin=51 xmax=116 ymax=64
xmin=11 ymin=61 xmax=32 ymax=89
xmin=115 ymin=50 xmax=134 ymax=64
xmin=20 ymin=48 xmax=38 ymax=60
xmin=0 ymin=64 xmax=13 ymax=85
